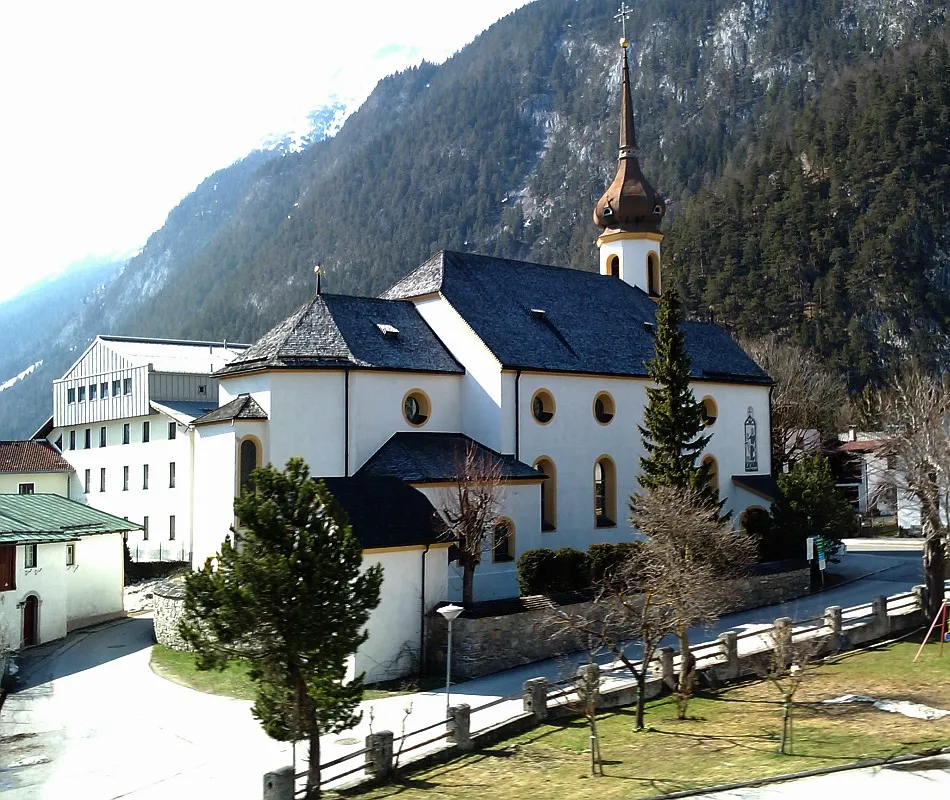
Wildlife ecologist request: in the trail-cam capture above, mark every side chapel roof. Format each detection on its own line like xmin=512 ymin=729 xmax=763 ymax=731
xmin=192 ymin=394 xmax=268 ymax=426
xmin=217 ymin=294 xmax=463 ymax=377
xmin=383 ymin=251 xmax=770 ymax=384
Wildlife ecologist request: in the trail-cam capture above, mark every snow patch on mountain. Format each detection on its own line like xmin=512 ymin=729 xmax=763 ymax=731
xmin=256 ymin=97 xmax=354 ymax=154
xmin=0 ymin=360 xmax=43 ymax=394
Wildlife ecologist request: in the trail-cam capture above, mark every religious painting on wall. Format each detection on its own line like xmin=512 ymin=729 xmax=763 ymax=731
xmin=744 ymin=407 xmax=758 ymax=472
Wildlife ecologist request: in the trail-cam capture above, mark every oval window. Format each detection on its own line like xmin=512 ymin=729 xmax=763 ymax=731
xmin=531 ymin=390 xmax=555 ymax=424
xmin=593 ymin=392 xmax=615 ymax=424
xmin=701 ymin=396 xmax=718 ymax=427
xmin=403 ymin=390 xmax=430 ymax=426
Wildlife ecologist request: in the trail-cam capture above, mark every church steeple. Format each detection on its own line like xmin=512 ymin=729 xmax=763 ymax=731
xmin=594 ymin=12 xmax=666 ymax=298
xmin=593 ymin=38 xmax=666 ymax=235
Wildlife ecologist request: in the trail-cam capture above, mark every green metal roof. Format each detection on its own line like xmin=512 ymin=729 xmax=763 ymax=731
xmin=0 ymin=493 xmax=142 ymax=543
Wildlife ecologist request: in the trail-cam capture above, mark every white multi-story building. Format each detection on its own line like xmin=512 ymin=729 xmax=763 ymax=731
xmin=41 ymin=335 xmax=247 ymax=561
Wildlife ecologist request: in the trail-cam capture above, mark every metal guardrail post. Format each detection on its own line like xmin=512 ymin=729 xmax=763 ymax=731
xmin=364 ymin=731 xmax=394 ymax=779
xmin=523 ymin=678 xmax=549 ymax=720
xmin=447 ymin=704 xmax=472 ymax=750
xmin=262 ymin=765 xmax=294 ymax=800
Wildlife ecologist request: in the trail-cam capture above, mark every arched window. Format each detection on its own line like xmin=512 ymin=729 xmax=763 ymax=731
xmin=492 ymin=518 xmax=515 ymax=563
xmin=701 ymin=396 xmax=718 ymax=427
xmin=647 ymin=252 xmax=661 ymax=297
xmin=606 ymin=254 xmax=620 ymax=278
xmin=702 ymin=455 xmax=719 ymax=497
xmin=239 ymin=438 xmax=259 ymax=493
xmin=534 ymin=458 xmax=557 ymax=531
xmin=594 ymin=457 xmax=617 ymax=528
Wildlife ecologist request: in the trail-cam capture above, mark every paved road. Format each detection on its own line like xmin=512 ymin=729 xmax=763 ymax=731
xmin=694 ymin=754 xmax=950 ymax=799
xmin=0 ymin=545 xmax=929 ymax=799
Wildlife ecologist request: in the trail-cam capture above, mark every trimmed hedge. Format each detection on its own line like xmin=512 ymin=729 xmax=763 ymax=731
xmin=517 ymin=542 xmax=641 ymax=596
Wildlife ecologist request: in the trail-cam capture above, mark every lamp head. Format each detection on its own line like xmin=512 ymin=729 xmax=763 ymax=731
xmin=437 ymin=603 xmax=465 ymax=621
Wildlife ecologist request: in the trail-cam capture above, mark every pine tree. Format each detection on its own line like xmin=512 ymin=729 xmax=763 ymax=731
xmin=638 ymin=287 xmax=713 ymax=496
xmin=180 ymin=458 xmax=383 ymax=799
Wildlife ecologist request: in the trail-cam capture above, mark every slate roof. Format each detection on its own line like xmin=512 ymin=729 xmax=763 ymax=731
xmin=320 ymin=476 xmax=445 ymax=549
xmin=357 ymin=432 xmax=542 ymax=484
xmin=192 ymin=394 xmax=268 ymax=426
xmin=0 ymin=493 xmax=141 ymax=543
xmin=150 ymin=400 xmax=217 ymax=425
xmin=383 ymin=251 xmax=771 ymax=383
xmin=217 ymin=294 xmax=463 ymax=377
xmin=0 ymin=440 xmax=73 ymax=474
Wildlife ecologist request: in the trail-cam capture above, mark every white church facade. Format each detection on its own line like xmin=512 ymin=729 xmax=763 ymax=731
xmin=42 ymin=41 xmax=774 ymax=681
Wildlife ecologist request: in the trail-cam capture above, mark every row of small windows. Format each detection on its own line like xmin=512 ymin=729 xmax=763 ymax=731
xmin=531 ymin=390 xmax=720 ymax=428
xmin=67 ymin=378 xmax=133 ymax=404
xmin=62 ymin=421 xmax=177 ymax=451
xmin=139 ymin=515 xmax=176 ymax=542
xmin=83 ymin=462 xmax=176 ymax=493
xmin=534 ymin=454 xmax=721 ymax=531
xmin=2 ymin=542 xmax=76 ymax=590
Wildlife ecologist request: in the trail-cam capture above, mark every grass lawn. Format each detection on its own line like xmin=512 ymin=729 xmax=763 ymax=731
xmin=150 ymin=645 xmax=440 ymax=702
xmin=350 ymin=637 xmax=950 ymax=799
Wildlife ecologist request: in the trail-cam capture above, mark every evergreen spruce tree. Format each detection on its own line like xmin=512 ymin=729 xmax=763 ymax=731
xmin=180 ymin=458 xmax=383 ymax=799
xmin=638 ymin=287 xmax=714 ymax=497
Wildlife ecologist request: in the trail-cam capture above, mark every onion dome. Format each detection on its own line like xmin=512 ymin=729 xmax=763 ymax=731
xmin=593 ymin=42 xmax=666 ymax=234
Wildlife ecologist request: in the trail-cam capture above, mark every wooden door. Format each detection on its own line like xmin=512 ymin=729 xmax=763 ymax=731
xmin=23 ymin=595 xmax=38 ymax=647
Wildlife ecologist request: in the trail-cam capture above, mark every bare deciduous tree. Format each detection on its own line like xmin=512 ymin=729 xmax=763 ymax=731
xmin=632 ymin=485 xmax=756 ymax=720
xmin=742 ymin=336 xmax=849 ymax=470
xmin=752 ymin=632 xmax=820 ymax=755
xmin=440 ymin=440 xmax=505 ymax=605
xmin=549 ymin=561 xmax=672 ymax=730
xmin=877 ymin=362 xmax=950 ymax=621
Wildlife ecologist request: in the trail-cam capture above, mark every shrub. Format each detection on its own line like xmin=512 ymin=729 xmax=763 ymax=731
xmin=588 ymin=541 xmax=644 ymax=588
xmin=517 ymin=548 xmax=557 ymax=595
xmin=551 ymin=548 xmax=589 ymax=593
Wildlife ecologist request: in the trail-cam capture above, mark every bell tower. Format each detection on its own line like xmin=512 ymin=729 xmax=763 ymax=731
xmin=593 ymin=17 xmax=666 ymax=298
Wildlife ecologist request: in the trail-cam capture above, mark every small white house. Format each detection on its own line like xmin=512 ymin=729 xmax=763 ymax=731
xmin=0 ymin=439 xmax=74 ymax=496
xmin=0 ymin=493 xmax=137 ymax=649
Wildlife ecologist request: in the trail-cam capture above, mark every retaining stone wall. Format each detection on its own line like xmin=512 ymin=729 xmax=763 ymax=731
xmin=152 ymin=581 xmax=191 ymax=651
xmin=428 ymin=568 xmax=811 ymax=679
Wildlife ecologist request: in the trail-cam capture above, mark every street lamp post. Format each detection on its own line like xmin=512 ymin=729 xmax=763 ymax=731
xmin=436 ymin=604 xmax=464 ymax=714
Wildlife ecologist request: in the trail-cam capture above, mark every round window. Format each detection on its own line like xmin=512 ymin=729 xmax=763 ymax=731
xmin=531 ymin=390 xmax=555 ymax=424
xmin=593 ymin=392 xmax=615 ymax=424
xmin=403 ymin=390 xmax=430 ymax=426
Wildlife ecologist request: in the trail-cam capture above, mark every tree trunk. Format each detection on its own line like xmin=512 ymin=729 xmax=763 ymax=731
xmin=635 ymin=672 xmax=646 ymax=730
xmin=779 ymin=696 xmax=790 ymax=755
xmin=676 ymin=628 xmax=695 ymax=720
xmin=921 ymin=487 xmax=945 ymax=622
xmin=306 ymin=709 xmax=321 ymax=799
xmin=462 ymin=560 xmax=475 ymax=606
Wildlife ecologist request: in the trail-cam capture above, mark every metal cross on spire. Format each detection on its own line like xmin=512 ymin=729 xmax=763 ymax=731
xmin=614 ymin=1 xmax=633 ymax=43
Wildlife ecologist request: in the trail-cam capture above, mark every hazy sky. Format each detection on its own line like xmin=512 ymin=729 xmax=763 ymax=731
xmin=0 ymin=0 xmax=532 ymax=302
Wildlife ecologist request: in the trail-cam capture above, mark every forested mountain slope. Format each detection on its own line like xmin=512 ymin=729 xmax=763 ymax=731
xmin=3 ymin=0 xmax=950 ymax=436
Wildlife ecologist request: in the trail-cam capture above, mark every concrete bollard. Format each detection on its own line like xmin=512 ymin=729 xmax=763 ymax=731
xmin=914 ymin=584 xmax=927 ymax=613
xmin=659 ymin=646 xmax=675 ymax=690
xmin=364 ymin=730 xmax=394 ymax=779
xmin=872 ymin=595 xmax=889 ymax=636
xmin=262 ymin=765 xmax=295 ymax=800
xmin=447 ymin=704 xmax=472 ymax=751
xmin=825 ymin=606 xmax=843 ymax=652
xmin=773 ymin=617 xmax=793 ymax=659
xmin=718 ymin=631 xmax=739 ymax=680
xmin=523 ymin=677 xmax=549 ymax=721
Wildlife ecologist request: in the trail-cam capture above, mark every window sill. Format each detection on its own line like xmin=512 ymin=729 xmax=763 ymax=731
xmin=541 ymin=522 xmax=557 ymax=533
xmin=595 ymin=518 xmax=617 ymax=529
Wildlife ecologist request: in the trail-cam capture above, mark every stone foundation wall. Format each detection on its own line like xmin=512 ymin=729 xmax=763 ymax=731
xmin=152 ymin=581 xmax=191 ymax=651
xmin=427 ymin=568 xmax=811 ymax=679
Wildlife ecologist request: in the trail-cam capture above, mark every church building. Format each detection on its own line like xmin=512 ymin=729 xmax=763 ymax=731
xmin=187 ymin=40 xmax=772 ymax=607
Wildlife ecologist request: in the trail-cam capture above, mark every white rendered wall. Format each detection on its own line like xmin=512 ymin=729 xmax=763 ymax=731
xmin=64 ymin=533 xmax=124 ymax=630
xmin=417 ymin=483 xmax=540 ymax=603
xmin=192 ymin=424 xmax=238 ymax=567
xmin=0 ymin=543 xmax=69 ymax=647
xmin=348 ymin=372 xmax=462 ymax=472
xmin=268 ymin=371 xmax=345 ymax=475
xmin=218 ymin=372 xmax=273 ymax=415
xmin=353 ymin=545 xmax=450 ymax=684
xmin=51 ymin=411 xmax=194 ymax=561
xmin=413 ymin=297 xmax=505 ymax=452
xmin=598 ymin=235 xmax=662 ymax=295
xmin=0 ymin=472 xmax=70 ymax=496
